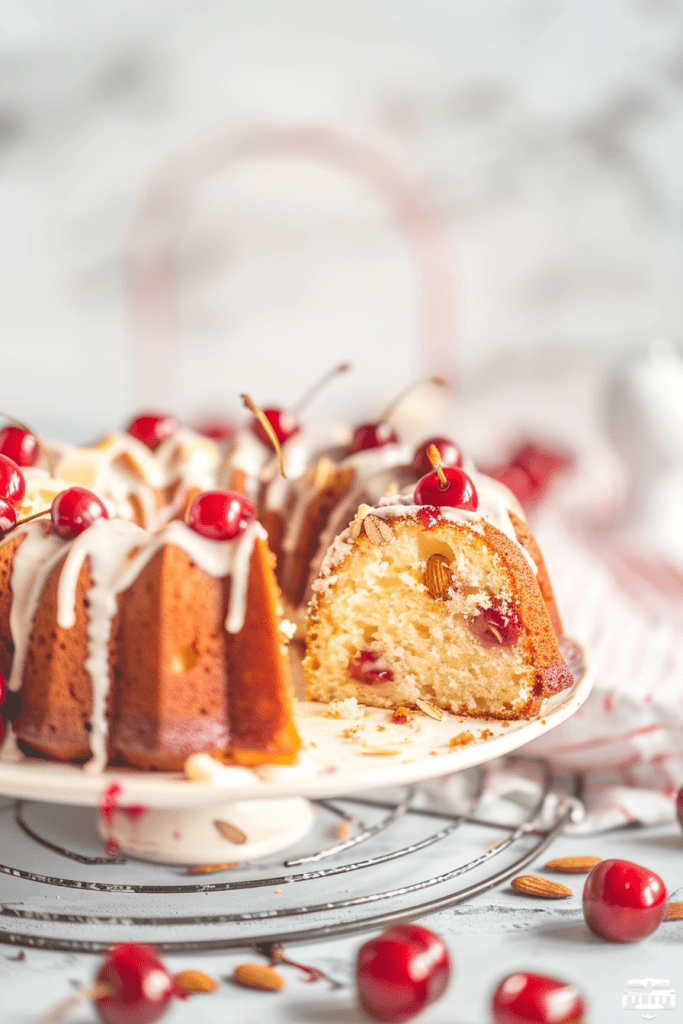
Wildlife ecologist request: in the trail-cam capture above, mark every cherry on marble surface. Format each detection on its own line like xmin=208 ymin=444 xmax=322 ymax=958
xmin=51 ymin=487 xmax=109 ymax=539
xmin=582 ymin=858 xmax=667 ymax=942
xmin=95 ymin=943 xmax=178 ymax=1024
xmin=491 ymin=971 xmax=586 ymax=1024
xmin=0 ymin=426 xmax=39 ymax=467
xmin=188 ymin=490 xmax=256 ymax=540
xmin=356 ymin=922 xmax=450 ymax=1022
xmin=126 ymin=414 xmax=179 ymax=450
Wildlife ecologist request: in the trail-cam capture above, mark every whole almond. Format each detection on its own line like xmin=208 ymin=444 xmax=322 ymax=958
xmin=511 ymin=875 xmax=573 ymax=898
xmin=363 ymin=514 xmax=395 ymax=546
xmin=233 ymin=963 xmax=286 ymax=991
xmin=214 ymin=819 xmax=247 ymax=844
xmin=174 ymin=969 xmax=219 ymax=994
xmin=544 ymin=856 xmax=601 ymax=874
xmin=424 ymin=553 xmax=451 ymax=600
xmin=665 ymin=902 xmax=683 ymax=921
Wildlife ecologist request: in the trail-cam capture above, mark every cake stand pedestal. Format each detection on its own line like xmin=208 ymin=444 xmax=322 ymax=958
xmin=99 ymin=796 xmax=315 ymax=864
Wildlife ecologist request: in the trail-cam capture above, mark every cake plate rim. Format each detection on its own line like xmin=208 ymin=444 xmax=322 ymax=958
xmin=0 ymin=639 xmax=592 ymax=809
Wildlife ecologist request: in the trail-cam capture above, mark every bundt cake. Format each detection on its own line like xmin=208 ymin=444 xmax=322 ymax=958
xmin=0 ymin=497 xmax=299 ymax=771
xmin=304 ymin=458 xmax=573 ymax=721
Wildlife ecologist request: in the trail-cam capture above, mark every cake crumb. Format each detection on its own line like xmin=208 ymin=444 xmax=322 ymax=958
xmin=449 ymin=731 xmax=476 ymax=747
xmin=324 ymin=697 xmax=365 ymax=719
xmin=479 ymin=728 xmax=494 ymax=740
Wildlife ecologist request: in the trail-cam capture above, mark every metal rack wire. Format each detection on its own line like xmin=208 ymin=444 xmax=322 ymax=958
xmin=0 ymin=759 xmax=580 ymax=955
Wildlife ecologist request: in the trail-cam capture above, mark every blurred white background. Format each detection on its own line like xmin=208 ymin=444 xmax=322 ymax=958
xmin=0 ymin=0 xmax=682 ymax=444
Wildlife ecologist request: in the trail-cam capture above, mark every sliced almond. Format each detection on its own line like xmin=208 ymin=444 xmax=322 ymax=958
xmin=233 ymin=963 xmax=286 ymax=991
xmin=186 ymin=861 xmax=239 ymax=875
xmin=415 ymin=698 xmax=444 ymax=721
xmin=511 ymin=875 xmax=573 ymax=898
xmin=214 ymin=820 xmax=247 ymax=844
xmin=174 ymin=969 xmax=219 ymax=994
xmin=666 ymin=902 xmax=683 ymax=921
xmin=544 ymin=856 xmax=601 ymax=874
xmin=363 ymin=514 xmax=395 ymax=546
xmin=424 ymin=553 xmax=451 ymax=600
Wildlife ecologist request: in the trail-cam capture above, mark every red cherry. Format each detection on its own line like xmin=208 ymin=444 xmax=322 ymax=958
xmin=356 ymin=923 xmax=450 ymax=1022
xmin=188 ymin=490 xmax=256 ymax=541
xmin=126 ymin=413 xmax=178 ymax=450
xmin=0 ymin=498 xmax=17 ymax=534
xmin=0 ymin=670 xmax=6 ymax=706
xmin=487 ymin=464 xmax=537 ymax=504
xmin=675 ymin=786 xmax=683 ymax=830
xmin=95 ymin=944 xmax=177 ymax=1024
xmin=492 ymin=971 xmax=586 ymax=1024
xmin=350 ymin=421 xmax=399 ymax=453
xmin=512 ymin=442 xmax=573 ymax=489
xmin=413 ymin=466 xmax=478 ymax=511
xmin=251 ymin=408 xmax=300 ymax=446
xmin=582 ymin=859 xmax=667 ymax=942
xmin=469 ymin=606 xmax=519 ymax=646
xmin=0 ymin=455 xmax=25 ymax=506
xmin=348 ymin=650 xmax=394 ymax=684
xmin=0 ymin=426 xmax=39 ymax=467
xmin=51 ymin=487 xmax=109 ymax=539
xmin=411 ymin=436 xmax=462 ymax=477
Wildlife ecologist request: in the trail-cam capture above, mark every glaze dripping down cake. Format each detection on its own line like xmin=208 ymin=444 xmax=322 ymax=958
xmin=0 ymin=514 xmax=300 ymax=771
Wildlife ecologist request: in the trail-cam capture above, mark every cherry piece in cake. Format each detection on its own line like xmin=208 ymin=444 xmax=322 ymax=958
xmin=469 ymin=606 xmax=519 ymax=646
xmin=348 ymin=650 xmax=394 ymax=684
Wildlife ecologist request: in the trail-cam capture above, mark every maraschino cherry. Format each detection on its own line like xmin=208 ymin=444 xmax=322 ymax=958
xmin=0 ymin=497 xmax=17 ymax=534
xmin=491 ymin=971 xmax=586 ymax=1024
xmin=411 ymin=436 xmax=462 ymax=477
xmin=188 ymin=490 xmax=256 ymax=541
xmin=356 ymin=923 xmax=450 ymax=1022
xmin=413 ymin=445 xmax=477 ymax=511
xmin=0 ymin=454 xmax=26 ymax=506
xmin=126 ymin=413 xmax=178 ymax=451
xmin=51 ymin=487 xmax=109 ymax=539
xmin=582 ymin=858 xmax=667 ymax=942
xmin=0 ymin=425 xmax=39 ymax=467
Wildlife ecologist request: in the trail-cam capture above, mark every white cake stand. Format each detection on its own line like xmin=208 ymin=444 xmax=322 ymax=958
xmin=0 ymin=641 xmax=591 ymax=864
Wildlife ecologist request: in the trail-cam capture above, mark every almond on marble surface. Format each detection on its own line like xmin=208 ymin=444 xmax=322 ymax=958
xmin=233 ymin=963 xmax=286 ymax=991
xmin=186 ymin=861 xmax=239 ymax=875
xmin=544 ymin=856 xmax=601 ymax=874
xmin=363 ymin=514 xmax=394 ymax=545
xmin=511 ymin=875 xmax=573 ymax=898
xmin=174 ymin=969 xmax=219 ymax=993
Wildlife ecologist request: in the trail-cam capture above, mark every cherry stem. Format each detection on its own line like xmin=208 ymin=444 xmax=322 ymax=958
xmin=426 ymin=444 xmax=449 ymax=490
xmin=3 ymin=508 xmax=51 ymax=536
xmin=379 ymin=375 xmax=449 ymax=423
xmin=240 ymin=394 xmax=287 ymax=479
xmin=0 ymin=410 xmax=55 ymax=475
xmin=40 ymin=980 xmax=116 ymax=1023
xmin=292 ymin=361 xmax=352 ymax=415
xmin=256 ymin=942 xmax=342 ymax=989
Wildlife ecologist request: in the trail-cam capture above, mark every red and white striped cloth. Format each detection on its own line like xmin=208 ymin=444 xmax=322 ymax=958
xmin=520 ymin=510 xmax=683 ymax=832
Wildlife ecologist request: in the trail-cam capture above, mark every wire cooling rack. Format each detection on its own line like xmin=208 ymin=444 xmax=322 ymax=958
xmin=0 ymin=759 xmax=580 ymax=955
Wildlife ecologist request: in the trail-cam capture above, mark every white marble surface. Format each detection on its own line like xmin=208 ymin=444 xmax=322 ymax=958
xmin=0 ymin=1 xmax=682 ymax=440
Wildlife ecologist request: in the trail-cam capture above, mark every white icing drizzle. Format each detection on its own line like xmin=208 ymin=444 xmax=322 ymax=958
xmin=220 ymin=429 xmax=272 ymax=498
xmin=261 ymin=423 xmax=354 ymax=513
xmin=5 ymin=515 xmax=265 ymax=770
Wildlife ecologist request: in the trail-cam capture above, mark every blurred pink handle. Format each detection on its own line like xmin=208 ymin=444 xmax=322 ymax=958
xmin=125 ymin=123 xmax=456 ymax=410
